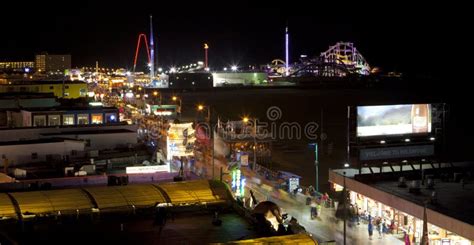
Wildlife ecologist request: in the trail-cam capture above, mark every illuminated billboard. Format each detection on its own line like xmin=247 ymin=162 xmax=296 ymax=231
xmin=357 ymin=104 xmax=431 ymax=137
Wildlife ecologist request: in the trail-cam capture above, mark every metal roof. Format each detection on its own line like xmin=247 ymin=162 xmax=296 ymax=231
xmin=10 ymin=189 xmax=92 ymax=216
xmin=156 ymin=180 xmax=226 ymax=205
xmin=0 ymin=193 xmax=16 ymax=219
xmin=0 ymin=180 xmax=230 ymax=220
xmin=223 ymin=234 xmax=317 ymax=244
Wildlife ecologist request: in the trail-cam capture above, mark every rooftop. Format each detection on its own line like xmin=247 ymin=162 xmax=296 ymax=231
xmin=372 ymin=174 xmax=474 ymax=225
xmin=0 ymin=137 xmax=82 ymax=146
xmin=0 ymin=80 xmax=86 ymax=85
xmin=40 ymin=129 xmax=135 ymax=136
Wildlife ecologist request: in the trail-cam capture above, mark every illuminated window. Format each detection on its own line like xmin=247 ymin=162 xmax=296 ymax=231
xmin=77 ymin=114 xmax=89 ymax=125
xmin=79 ymin=88 xmax=86 ymax=96
xmin=63 ymin=114 xmax=75 ymax=125
xmin=105 ymin=113 xmax=117 ymax=123
xmin=33 ymin=115 xmax=46 ymax=127
xmin=48 ymin=115 xmax=60 ymax=126
xmin=91 ymin=114 xmax=103 ymax=124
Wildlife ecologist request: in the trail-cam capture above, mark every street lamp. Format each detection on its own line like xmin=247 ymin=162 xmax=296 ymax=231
xmin=313 ymin=143 xmax=319 ymax=193
xmin=231 ymin=65 xmax=237 ymax=72
xmin=243 ymin=116 xmax=257 ymax=171
xmin=343 ymin=171 xmax=347 ymax=245
xmin=172 ymin=96 xmax=182 ymax=118
xmin=197 ymin=104 xmax=214 ymax=179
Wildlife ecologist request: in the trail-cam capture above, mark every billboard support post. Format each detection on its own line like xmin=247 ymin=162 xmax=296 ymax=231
xmin=314 ymin=143 xmax=319 ymax=193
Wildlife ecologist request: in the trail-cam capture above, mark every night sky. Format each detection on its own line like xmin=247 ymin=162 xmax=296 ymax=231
xmin=0 ymin=2 xmax=464 ymax=78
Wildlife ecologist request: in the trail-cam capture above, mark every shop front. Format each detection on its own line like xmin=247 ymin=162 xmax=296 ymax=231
xmin=343 ymin=188 xmax=471 ymax=245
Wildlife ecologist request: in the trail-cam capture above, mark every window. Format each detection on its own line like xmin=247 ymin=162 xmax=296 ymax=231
xmin=91 ymin=114 xmax=103 ymax=124
xmin=33 ymin=115 xmax=46 ymax=127
xmin=79 ymin=88 xmax=87 ymax=96
xmin=77 ymin=114 xmax=89 ymax=125
xmin=63 ymin=114 xmax=75 ymax=125
xmin=105 ymin=113 xmax=118 ymax=123
xmin=48 ymin=115 xmax=60 ymax=126
xmin=31 ymin=153 xmax=38 ymax=159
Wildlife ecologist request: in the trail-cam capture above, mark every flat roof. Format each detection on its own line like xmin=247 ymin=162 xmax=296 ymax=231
xmin=0 ymin=80 xmax=86 ymax=85
xmin=41 ymin=129 xmax=135 ymax=136
xmin=372 ymin=177 xmax=474 ymax=226
xmin=0 ymin=138 xmax=83 ymax=146
xmin=23 ymin=106 xmax=118 ymax=112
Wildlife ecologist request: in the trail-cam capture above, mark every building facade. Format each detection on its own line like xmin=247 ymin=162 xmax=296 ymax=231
xmin=0 ymin=61 xmax=35 ymax=71
xmin=35 ymin=54 xmax=71 ymax=73
xmin=0 ymin=81 xmax=87 ymax=99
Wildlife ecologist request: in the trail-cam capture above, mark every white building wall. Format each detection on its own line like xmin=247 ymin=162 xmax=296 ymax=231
xmin=0 ymin=124 xmax=138 ymax=142
xmin=75 ymin=132 xmax=137 ymax=150
xmin=0 ymin=140 xmax=85 ymax=166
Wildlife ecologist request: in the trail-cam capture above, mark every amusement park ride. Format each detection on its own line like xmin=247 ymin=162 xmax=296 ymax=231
xmin=268 ymin=42 xmax=372 ymax=79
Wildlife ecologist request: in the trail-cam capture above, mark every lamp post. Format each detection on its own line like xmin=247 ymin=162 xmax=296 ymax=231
xmin=172 ymin=96 xmax=182 ymax=119
xmin=343 ymin=171 xmax=347 ymax=245
xmin=314 ymin=143 xmax=319 ymax=193
xmin=198 ymin=104 xmax=214 ymax=179
xmin=243 ymin=117 xmax=257 ymax=171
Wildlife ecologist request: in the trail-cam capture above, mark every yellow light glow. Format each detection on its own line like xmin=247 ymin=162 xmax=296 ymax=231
xmin=243 ymin=117 xmax=249 ymax=123
xmin=172 ymin=96 xmax=177 ymax=101
xmin=197 ymin=105 xmax=204 ymax=111
xmin=153 ymin=91 xmax=158 ymax=96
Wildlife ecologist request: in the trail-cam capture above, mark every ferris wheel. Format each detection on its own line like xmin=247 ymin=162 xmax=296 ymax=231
xmin=270 ymin=59 xmax=286 ymax=75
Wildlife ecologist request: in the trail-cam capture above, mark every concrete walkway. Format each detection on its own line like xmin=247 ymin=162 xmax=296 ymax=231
xmin=260 ymin=186 xmax=405 ymax=244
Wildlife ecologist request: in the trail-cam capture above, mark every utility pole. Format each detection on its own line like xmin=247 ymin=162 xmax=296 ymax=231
xmin=253 ymin=118 xmax=257 ymax=171
xmin=343 ymin=171 xmax=347 ymax=245
xmin=314 ymin=143 xmax=319 ymax=193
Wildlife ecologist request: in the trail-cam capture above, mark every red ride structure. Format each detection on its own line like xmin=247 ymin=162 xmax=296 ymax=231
xmin=133 ymin=33 xmax=151 ymax=72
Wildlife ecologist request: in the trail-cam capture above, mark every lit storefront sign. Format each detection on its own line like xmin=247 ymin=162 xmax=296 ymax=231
xmin=167 ymin=123 xmax=195 ymax=161
xmin=126 ymin=165 xmax=169 ymax=174
xmin=232 ymin=169 xmax=246 ymax=197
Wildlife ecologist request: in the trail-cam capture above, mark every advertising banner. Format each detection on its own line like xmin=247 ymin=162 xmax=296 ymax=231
xmin=357 ymin=104 xmax=431 ymax=137
xmin=359 ymin=145 xmax=434 ymax=161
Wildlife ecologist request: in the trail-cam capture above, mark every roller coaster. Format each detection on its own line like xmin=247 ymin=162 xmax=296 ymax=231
xmin=270 ymin=42 xmax=371 ymax=78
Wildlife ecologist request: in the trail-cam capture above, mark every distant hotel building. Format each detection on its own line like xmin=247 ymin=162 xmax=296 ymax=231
xmin=35 ymin=53 xmax=71 ymax=73
xmin=0 ymin=53 xmax=71 ymax=73
xmin=0 ymin=61 xmax=35 ymax=71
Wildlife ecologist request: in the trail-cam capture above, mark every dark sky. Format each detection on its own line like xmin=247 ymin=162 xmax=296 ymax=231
xmin=0 ymin=2 xmax=465 ymax=77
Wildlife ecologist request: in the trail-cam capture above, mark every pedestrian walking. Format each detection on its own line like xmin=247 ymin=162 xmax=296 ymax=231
xmin=380 ymin=219 xmax=386 ymax=238
xmin=368 ymin=215 xmax=373 ymax=240
xmin=376 ymin=216 xmax=382 ymax=238
xmin=404 ymin=231 xmax=411 ymax=245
